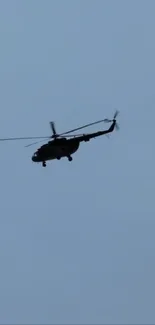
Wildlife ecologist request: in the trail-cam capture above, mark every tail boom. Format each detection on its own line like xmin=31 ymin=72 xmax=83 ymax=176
xmin=78 ymin=120 xmax=116 ymax=142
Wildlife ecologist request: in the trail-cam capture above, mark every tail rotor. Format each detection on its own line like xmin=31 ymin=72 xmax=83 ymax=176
xmin=104 ymin=110 xmax=120 ymax=130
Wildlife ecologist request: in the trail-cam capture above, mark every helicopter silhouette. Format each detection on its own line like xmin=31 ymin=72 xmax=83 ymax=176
xmin=0 ymin=111 xmax=119 ymax=167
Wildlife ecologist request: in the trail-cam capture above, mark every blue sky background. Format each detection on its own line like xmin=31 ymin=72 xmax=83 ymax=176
xmin=0 ymin=0 xmax=155 ymax=324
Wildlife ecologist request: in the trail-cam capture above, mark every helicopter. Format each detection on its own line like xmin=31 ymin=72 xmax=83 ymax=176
xmin=0 ymin=111 xmax=119 ymax=167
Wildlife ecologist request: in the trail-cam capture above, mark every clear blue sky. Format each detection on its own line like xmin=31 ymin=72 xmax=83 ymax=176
xmin=0 ymin=0 xmax=155 ymax=324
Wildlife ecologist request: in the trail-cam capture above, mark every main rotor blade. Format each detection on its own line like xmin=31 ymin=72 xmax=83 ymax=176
xmin=25 ymin=134 xmax=84 ymax=146
xmin=59 ymin=134 xmax=85 ymax=138
xmin=103 ymin=119 xmax=111 ymax=123
xmin=0 ymin=136 xmax=49 ymax=141
xmin=50 ymin=121 xmax=57 ymax=136
xmin=59 ymin=119 xmax=107 ymax=136
xmin=25 ymin=139 xmax=48 ymax=147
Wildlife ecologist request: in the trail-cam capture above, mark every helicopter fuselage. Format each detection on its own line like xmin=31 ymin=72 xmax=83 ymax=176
xmin=31 ymin=119 xmax=117 ymax=166
xmin=0 ymin=111 xmax=119 ymax=167
xmin=32 ymin=137 xmax=80 ymax=163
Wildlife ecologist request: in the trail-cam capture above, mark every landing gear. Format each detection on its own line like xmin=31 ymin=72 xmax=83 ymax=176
xmin=68 ymin=156 xmax=73 ymax=162
xmin=42 ymin=161 xmax=46 ymax=167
